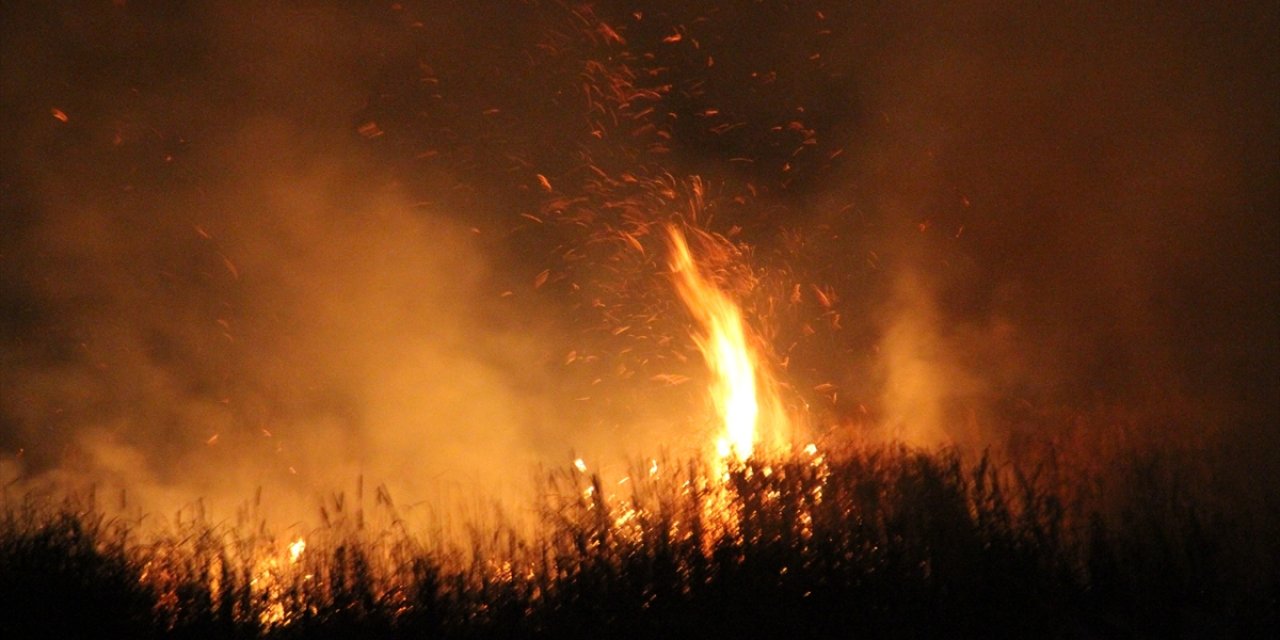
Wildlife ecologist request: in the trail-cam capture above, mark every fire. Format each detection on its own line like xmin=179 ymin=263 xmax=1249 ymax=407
xmin=288 ymin=537 xmax=306 ymax=563
xmin=667 ymin=225 xmax=768 ymax=463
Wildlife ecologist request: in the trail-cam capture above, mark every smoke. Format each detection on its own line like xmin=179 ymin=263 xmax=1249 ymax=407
xmin=809 ymin=1 xmax=1280 ymax=450
xmin=5 ymin=142 xmax=552 ymax=516
xmin=2 ymin=1 xmax=1277 ymax=521
xmin=0 ymin=2 xmax=573 ymax=522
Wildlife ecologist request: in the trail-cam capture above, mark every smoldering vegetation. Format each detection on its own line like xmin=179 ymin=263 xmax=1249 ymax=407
xmin=2 ymin=442 xmax=1277 ymax=638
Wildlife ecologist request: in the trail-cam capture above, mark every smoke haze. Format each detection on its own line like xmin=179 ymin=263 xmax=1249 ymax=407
xmin=2 ymin=1 xmax=1277 ymax=519
xmin=830 ymin=3 xmax=1280 ymax=446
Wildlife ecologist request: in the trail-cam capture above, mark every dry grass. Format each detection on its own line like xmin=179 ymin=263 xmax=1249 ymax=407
xmin=1 ymin=441 xmax=1276 ymax=639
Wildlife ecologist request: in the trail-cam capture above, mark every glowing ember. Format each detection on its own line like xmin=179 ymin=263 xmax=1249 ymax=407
xmin=667 ymin=225 xmax=765 ymax=463
xmin=288 ymin=537 xmax=306 ymax=563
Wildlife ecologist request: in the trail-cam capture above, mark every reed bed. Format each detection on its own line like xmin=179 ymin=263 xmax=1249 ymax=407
xmin=2 ymin=443 xmax=1275 ymax=638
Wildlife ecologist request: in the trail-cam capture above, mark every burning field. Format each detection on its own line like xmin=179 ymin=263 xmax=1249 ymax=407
xmin=1 ymin=1 xmax=1278 ymax=637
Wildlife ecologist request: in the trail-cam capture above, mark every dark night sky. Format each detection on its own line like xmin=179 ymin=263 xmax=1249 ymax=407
xmin=1 ymin=1 xmax=1277 ymax=505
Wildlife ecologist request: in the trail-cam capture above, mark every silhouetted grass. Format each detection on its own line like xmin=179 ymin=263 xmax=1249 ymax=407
xmin=0 ymin=495 xmax=158 ymax=639
xmin=2 ymin=443 xmax=1276 ymax=638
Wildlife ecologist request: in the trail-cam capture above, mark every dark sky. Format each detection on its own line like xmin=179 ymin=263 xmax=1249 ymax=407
xmin=1 ymin=1 xmax=1277 ymax=506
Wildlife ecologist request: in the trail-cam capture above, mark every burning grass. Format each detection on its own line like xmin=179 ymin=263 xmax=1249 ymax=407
xmin=2 ymin=441 xmax=1275 ymax=639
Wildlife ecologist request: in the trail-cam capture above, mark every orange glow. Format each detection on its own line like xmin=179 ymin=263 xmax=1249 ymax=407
xmin=287 ymin=538 xmax=306 ymax=563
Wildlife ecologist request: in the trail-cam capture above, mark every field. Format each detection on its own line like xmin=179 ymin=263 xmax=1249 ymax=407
xmin=2 ymin=2 xmax=1277 ymax=638
xmin=3 ymin=436 xmax=1276 ymax=639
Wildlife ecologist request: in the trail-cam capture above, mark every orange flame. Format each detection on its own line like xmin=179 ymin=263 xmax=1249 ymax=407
xmin=287 ymin=538 xmax=306 ymax=563
xmin=667 ymin=225 xmax=764 ymax=462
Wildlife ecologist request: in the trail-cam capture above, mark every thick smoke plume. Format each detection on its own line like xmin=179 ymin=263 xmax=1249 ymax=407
xmin=0 ymin=2 xmax=577 ymax=521
xmin=2 ymin=1 xmax=1277 ymax=520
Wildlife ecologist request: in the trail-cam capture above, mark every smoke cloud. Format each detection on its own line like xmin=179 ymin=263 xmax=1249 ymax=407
xmin=809 ymin=2 xmax=1280 ymax=450
xmin=2 ymin=1 xmax=1277 ymax=520
xmin=0 ymin=2 xmax=577 ymax=522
